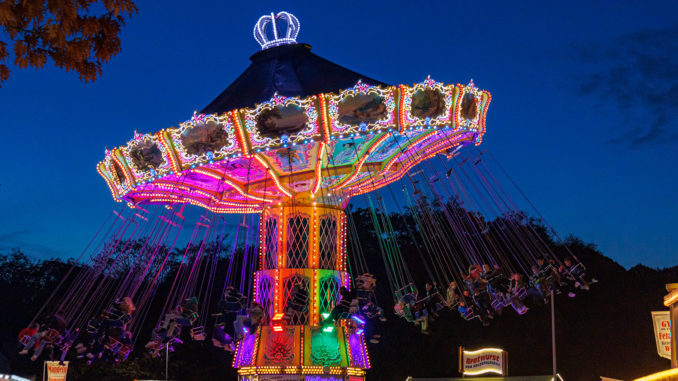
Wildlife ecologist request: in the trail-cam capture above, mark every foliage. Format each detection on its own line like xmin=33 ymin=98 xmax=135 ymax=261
xmin=0 ymin=0 xmax=137 ymax=85
xmin=0 ymin=209 xmax=676 ymax=380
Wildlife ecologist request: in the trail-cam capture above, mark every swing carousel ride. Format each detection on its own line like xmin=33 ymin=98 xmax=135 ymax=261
xmin=18 ymin=11 xmax=597 ymax=381
xmin=98 ymin=11 xmax=489 ymax=379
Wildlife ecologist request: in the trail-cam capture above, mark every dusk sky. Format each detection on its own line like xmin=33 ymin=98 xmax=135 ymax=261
xmin=1 ymin=1 xmax=676 ymax=268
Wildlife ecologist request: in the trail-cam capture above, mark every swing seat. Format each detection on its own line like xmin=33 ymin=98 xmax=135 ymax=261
xmin=427 ymin=292 xmax=446 ymax=312
xmin=361 ymin=303 xmax=383 ymax=319
xmin=44 ymin=329 xmax=63 ymax=344
xmin=119 ymin=344 xmax=132 ymax=359
xmin=570 ymin=263 xmax=584 ymax=273
xmin=104 ymin=337 xmax=122 ymax=353
xmin=490 ymin=296 xmax=505 ymax=311
xmin=395 ymin=283 xmax=418 ymax=301
xmin=515 ymin=287 xmax=528 ymax=300
xmin=184 ymin=311 xmax=199 ymax=324
xmin=145 ymin=339 xmax=162 ymax=351
xmin=190 ymin=326 xmax=206 ymax=341
xmin=58 ymin=340 xmax=71 ymax=352
xmin=569 ymin=264 xmax=586 ymax=279
xmin=460 ymin=308 xmax=476 ymax=321
xmin=447 ymin=300 xmax=460 ymax=310
xmin=19 ymin=334 xmax=31 ymax=346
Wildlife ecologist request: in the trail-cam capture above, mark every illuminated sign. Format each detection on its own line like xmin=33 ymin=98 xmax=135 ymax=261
xmin=652 ymin=311 xmax=672 ymax=360
xmin=258 ymin=376 xmax=300 ymax=381
xmin=458 ymin=347 xmax=507 ymax=377
xmin=44 ymin=361 xmax=69 ymax=381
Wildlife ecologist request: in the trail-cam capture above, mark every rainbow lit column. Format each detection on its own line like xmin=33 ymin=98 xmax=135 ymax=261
xmin=233 ymin=199 xmax=369 ymax=380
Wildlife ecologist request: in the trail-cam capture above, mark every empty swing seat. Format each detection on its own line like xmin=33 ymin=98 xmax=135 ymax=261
xmin=190 ymin=326 xmax=206 ymax=341
xmin=44 ymin=329 xmax=63 ymax=345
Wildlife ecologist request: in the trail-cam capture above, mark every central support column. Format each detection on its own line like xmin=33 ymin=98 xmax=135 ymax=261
xmin=233 ymin=201 xmax=369 ymax=380
xmin=258 ymin=202 xmax=349 ymax=325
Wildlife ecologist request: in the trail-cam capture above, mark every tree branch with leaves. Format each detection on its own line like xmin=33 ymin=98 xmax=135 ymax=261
xmin=0 ymin=0 xmax=137 ymax=86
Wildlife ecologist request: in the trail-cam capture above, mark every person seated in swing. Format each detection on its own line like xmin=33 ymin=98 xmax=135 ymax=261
xmin=326 ymin=286 xmax=357 ymax=323
xmin=563 ymin=257 xmax=597 ymax=290
xmin=394 ymin=296 xmax=430 ymax=334
xmin=219 ymin=286 xmax=248 ymax=314
xmin=556 ymin=263 xmax=577 ymax=298
xmin=509 ymin=272 xmax=540 ymax=307
xmin=18 ymin=323 xmax=39 ymax=349
xmin=178 ymin=296 xmax=200 ymax=326
xmin=529 ymin=265 xmax=549 ymax=302
xmin=152 ymin=296 xmax=200 ymax=347
xmin=446 ymin=281 xmax=462 ymax=308
xmin=146 ymin=316 xmax=187 ymax=357
xmin=234 ymin=301 xmax=266 ymax=341
xmin=464 ymin=289 xmax=493 ymax=323
xmin=483 ymin=264 xmax=509 ymax=294
xmin=152 ymin=303 xmax=190 ymax=349
xmin=106 ymin=297 xmax=136 ymax=330
xmin=537 ymin=257 xmax=562 ymax=294
xmin=145 ymin=328 xmax=179 ymax=357
xmin=212 ymin=324 xmax=234 ymax=352
xmin=483 ymin=264 xmax=516 ymax=312
xmin=102 ymin=324 xmax=126 ymax=361
xmin=486 ymin=267 xmax=527 ymax=315
xmin=457 ymin=297 xmax=489 ymax=327
xmin=116 ymin=330 xmax=133 ymax=361
xmin=355 ymin=273 xmax=387 ymax=322
xmin=75 ymin=310 xmax=108 ymax=360
xmin=57 ymin=328 xmax=78 ymax=365
xmin=463 ymin=265 xmax=485 ymax=292
xmin=424 ymin=281 xmax=444 ymax=319
xmin=19 ymin=314 xmax=66 ymax=361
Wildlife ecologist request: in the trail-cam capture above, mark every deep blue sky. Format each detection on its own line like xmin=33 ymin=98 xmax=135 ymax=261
xmin=1 ymin=1 xmax=676 ymax=268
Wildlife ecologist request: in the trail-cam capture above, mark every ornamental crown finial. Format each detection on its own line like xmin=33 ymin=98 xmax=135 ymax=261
xmin=253 ymin=11 xmax=300 ymax=50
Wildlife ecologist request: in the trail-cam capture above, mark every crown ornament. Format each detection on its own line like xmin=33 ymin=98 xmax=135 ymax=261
xmin=253 ymin=11 xmax=300 ymax=50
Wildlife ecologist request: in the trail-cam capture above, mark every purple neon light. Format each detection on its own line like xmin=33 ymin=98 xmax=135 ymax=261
xmin=348 ymin=333 xmax=367 ymax=368
xmin=351 ymin=315 xmax=365 ymax=325
xmin=234 ymin=334 xmax=256 ymax=367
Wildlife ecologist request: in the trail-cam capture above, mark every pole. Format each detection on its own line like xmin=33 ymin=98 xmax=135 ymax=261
xmin=671 ymin=302 xmax=678 ymax=368
xmin=551 ymin=290 xmax=557 ymax=379
xmin=166 ymin=342 xmax=169 ymax=381
xmin=665 ymin=284 xmax=678 ymax=368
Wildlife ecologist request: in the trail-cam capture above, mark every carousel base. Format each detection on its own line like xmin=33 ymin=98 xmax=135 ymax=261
xmin=234 ymin=326 xmax=369 ymax=381
xmin=238 ymin=373 xmax=365 ymax=381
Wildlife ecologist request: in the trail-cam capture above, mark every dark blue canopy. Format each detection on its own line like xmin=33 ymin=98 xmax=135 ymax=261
xmin=201 ymin=43 xmax=388 ymax=114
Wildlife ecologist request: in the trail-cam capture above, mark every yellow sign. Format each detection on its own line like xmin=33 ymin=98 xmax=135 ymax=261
xmin=458 ymin=347 xmax=507 ymax=377
xmin=44 ymin=361 xmax=68 ymax=381
xmin=652 ymin=311 xmax=672 ymax=360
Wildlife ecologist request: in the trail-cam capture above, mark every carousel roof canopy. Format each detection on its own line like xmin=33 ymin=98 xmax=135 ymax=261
xmin=201 ymin=43 xmax=388 ymax=114
xmin=98 ymin=11 xmax=491 ymax=213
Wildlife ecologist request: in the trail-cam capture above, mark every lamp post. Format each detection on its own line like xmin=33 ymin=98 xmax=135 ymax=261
xmin=663 ymin=283 xmax=678 ymax=369
xmin=551 ymin=290 xmax=557 ymax=379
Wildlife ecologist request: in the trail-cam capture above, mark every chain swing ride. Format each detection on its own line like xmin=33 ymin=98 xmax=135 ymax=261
xmin=17 ymin=11 xmax=597 ymax=380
